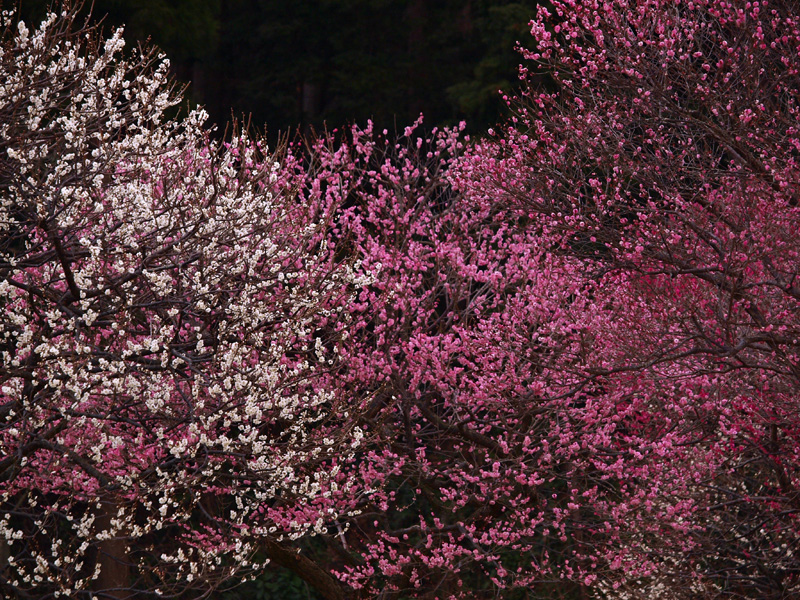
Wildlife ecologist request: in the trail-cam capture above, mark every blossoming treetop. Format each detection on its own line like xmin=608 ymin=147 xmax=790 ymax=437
xmin=2 ymin=1 xmax=799 ymax=599
xmin=0 ymin=6 xmax=366 ymax=599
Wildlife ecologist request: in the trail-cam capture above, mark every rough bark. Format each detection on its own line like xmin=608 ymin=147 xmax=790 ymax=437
xmin=93 ymin=497 xmax=131 ymax=600
xmin=262 ymin=537 xmax=347 ymax=600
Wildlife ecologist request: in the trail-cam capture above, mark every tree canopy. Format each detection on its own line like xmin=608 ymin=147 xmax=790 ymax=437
xmin=2 ymin=1 xmax=800 ymax=599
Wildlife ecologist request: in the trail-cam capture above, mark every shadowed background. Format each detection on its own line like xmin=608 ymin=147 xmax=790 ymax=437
xmin=19 ymin=0 xmax=543 ymax=140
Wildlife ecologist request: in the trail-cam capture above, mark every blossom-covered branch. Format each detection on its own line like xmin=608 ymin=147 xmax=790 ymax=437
xmin=0 ymin=6 xmax=366 ymax=599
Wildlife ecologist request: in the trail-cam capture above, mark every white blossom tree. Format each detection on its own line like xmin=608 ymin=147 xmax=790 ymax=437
xmin=0 ymin=6 xmax=365 ymax=599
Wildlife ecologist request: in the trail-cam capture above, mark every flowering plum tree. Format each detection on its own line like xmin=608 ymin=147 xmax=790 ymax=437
xmin=300 ymin=116 xmax=701 ymax=600
xmin=0 ymin=6 xmax=367 ymax=599
xmin=268 ymin=1 xmax=800 ymax=598
xmin=452 ymin=0 xmax=800 ymax=597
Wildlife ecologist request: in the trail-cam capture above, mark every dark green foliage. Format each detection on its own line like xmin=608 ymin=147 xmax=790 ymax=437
xmin=219 ymin=568 xmax=322 ymax=600
xmin=17 ymin=0 xmax=543 ymax=139
xmin=446 ymin=2 xmax=541 ymax=127
xmin=212 ymin=0 xmax=542 ymax=137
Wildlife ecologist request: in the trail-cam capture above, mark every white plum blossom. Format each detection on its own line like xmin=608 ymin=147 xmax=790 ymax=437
xmin=0 ymin=6 xmax=367 ymax=599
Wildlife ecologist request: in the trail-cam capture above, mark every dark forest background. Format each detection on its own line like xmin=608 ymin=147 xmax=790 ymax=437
xmin=19 ymin=0 xmax=543 ymax=141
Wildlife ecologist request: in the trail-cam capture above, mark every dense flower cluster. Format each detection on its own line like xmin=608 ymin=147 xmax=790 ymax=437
xmin=1 ymin=1 xmax=799 ymax=599
xmin=467 ymin=1 xmax=800 ymax=597
xmin=0 ymin=7 xmax=366 ymax=599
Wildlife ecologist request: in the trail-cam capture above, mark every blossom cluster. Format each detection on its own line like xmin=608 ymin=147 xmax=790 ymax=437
xmin=0 ymin=7 xmax=366 ymax=598
xmin=2 ymin=2 xmax=800 ymax=599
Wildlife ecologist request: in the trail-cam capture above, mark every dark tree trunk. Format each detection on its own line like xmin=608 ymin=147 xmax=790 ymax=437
xmin=93 ymin=497 xmax=131 ymax=600
xmin=262 ymin=537 xmax=347 ymax=600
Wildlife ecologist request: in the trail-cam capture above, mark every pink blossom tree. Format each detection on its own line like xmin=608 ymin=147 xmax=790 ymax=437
xmin=301 ymin=117 xmax=696 ymax=600
xmin=278 ymin=1 xmax=800 ymax=598
xmin=452 ymin=0 xmax=800 ymax=597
